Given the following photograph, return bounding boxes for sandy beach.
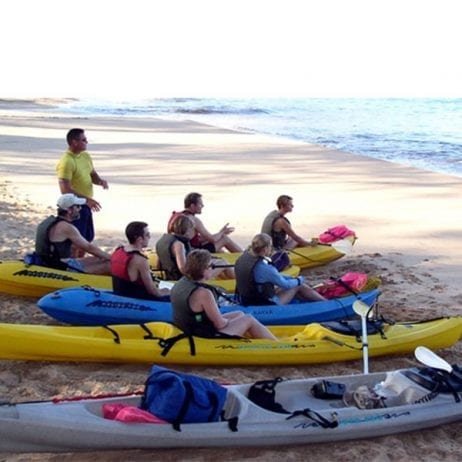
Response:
[1,99,462,461]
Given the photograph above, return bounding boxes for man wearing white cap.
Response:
[34,194,111,274]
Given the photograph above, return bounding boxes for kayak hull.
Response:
[149,237,354,271]
[0,317,460,365]
[0,260,299,297]
[1,364,462,452]
[37,287,381,326]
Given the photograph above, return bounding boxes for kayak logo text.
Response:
[13,269,79,282]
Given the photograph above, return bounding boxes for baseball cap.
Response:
[57,193,86,209]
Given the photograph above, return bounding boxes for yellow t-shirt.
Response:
[56,150,94,198]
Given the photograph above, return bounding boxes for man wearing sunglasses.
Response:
[56,128,108,257]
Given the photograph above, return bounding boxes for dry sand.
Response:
[1,99,462,461]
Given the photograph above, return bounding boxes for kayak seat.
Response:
[153,323,176,339]
[321,319,385,337]
[403,367,462,394]
[247,378,290,414]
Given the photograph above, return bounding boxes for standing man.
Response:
[56,128,108,256]
[261,195,318,250]
[167,192,242,253]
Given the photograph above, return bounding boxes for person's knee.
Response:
[243,314,256,327]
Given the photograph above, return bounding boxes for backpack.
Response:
[140,365,228,431]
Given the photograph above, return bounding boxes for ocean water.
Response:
[59,98,462,177]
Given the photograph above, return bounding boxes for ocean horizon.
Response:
[58,98,462,178]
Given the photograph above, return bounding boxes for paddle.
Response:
[414,346,453,373]
[353,300,371,374]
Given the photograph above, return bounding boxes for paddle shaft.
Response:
[360,315,369,374]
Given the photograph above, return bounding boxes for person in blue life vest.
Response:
[261,195,318,250]
[171,249,277,340]
[111,221,170,300]
[35,193,111,274]
[235,233,326,306]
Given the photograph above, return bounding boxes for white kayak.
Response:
[1,347,462,452]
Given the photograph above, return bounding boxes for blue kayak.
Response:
[37,286,381,326]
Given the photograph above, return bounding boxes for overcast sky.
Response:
[2,0,461,98]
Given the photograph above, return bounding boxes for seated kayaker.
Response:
[156,214,235,280]
[261,195,318,250]
[235,233,326,306]
[171,249,276,340]
[111,221,170,300]
[34,193,111,274]
[167,192,242,253]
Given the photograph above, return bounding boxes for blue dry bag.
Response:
[140,365,228,431]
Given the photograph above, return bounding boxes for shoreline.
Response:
[1,101,462,293]
[3,96,461,180]
[1,100,462,460]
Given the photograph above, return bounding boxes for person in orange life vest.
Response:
[167,192,242,253]
[111,221,170,300]
[261,195,318,250]
[35,194,111,274]
[56,128,109,257]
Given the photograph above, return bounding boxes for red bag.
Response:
[103,403,167,424]
[316,272,368,299]
[318,225,356,244]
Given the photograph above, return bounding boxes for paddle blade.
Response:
[353,300,370,317]
[331,239,353,255]
[415,346,453,373]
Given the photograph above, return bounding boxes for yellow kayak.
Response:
[0,260,299,298]
[0,316,460,365]
[148,237,354,270]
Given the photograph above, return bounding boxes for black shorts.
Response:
[192,241,216,253]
